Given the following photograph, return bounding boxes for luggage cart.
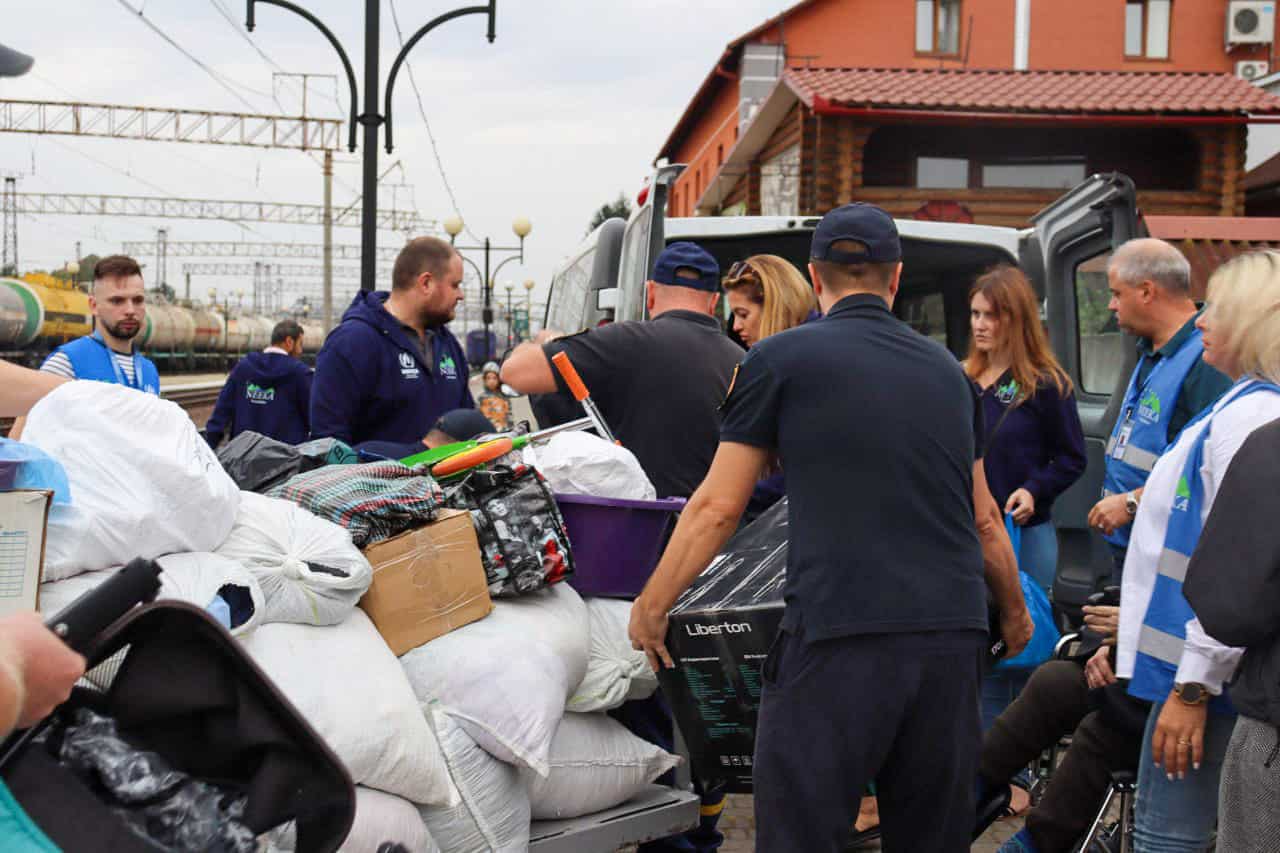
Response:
[530,784,699,852]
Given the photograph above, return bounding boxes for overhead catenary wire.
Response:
[206,0,341,113]
[388,0,479,243]
[114,0,274,111]
[44,139,265,237]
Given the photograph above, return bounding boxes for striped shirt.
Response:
[41,349,138,384]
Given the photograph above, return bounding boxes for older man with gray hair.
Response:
[1087,238,1232,580]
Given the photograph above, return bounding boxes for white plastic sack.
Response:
[400,584,589,776]
[528,431,656,500]
[157,552,265,635]
[37,552,264,637]
[261,787,439,853]
[216,491,371,626]
[569,598,659,713]
[420,710,530,853]
[342,788,439,853]
[241,609,457,807]
[23,382,239,580]
[521,713,681,820]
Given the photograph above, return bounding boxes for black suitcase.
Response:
[0,559,356,852]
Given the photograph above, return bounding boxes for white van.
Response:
[545,166,1144,624]
[535,167,1145,850]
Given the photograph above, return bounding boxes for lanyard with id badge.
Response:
[1112,353,1166,463]
[91,331,145,391]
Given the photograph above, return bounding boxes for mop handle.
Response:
[550,352,617,444]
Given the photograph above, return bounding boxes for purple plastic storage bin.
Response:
[555,493,687,598]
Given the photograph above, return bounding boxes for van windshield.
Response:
[617,207,653,322]
[689,231,1015,358]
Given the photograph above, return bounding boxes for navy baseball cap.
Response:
[651,241,720,292]
[811,203,902,264]
[433,408,496,441]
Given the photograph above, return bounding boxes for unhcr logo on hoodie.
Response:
[399,351,420,380]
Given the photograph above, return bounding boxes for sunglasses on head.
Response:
[725,260,756,282]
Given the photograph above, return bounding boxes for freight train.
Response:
[0,273,325,369]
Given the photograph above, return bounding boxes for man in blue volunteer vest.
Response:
[310,236,473,458]
[1086,239,1230,581]
[203,319,313,447]
[39,255,160,395]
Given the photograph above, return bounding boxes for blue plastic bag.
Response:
[0,437,72,505]
[996,515,1060,672]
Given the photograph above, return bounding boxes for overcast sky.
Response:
[1,0,791,319]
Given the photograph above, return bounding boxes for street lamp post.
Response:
[247,0,497,293]
[443,216,531,362]
[523,278,535,339]
[504,282,515,350]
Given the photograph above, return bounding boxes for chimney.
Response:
[1014,0,1031,71]
[739,43,786,134]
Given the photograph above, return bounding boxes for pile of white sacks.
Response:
[23,382,674,852]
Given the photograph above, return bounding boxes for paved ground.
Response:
[712,794,1019,852]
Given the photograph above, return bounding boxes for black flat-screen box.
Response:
[660,499,788,794]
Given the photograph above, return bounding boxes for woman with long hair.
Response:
[967,266,1088,819]
[966,265,1087,595]
[722,255,818,522]
[722,254,817,349]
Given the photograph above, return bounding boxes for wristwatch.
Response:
[1173,682,1211,705]
[1125,491,1140,516]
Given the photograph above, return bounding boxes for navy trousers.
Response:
[753,630,985,853]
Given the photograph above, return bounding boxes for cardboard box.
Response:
[359,508,493,656]
[659,498,789,794]
[0,490,53,617]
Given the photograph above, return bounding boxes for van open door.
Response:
[610,163,686,322]
[1020,173,1139,625]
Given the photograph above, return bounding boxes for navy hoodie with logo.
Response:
[310,291,473,456]
[204,350,313,447]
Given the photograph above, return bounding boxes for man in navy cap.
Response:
[502,240,743,500]
[629,204,1031,852]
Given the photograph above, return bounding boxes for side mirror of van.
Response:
[596,288,618,312]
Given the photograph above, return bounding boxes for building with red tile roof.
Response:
[661,0,1280,225]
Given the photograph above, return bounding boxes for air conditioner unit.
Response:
[1237,60,1271,80]
[1227,1,1276,45]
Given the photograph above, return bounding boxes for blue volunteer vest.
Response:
[55,332,160,395]
[1128,379,1280,710]
[1102,329,1205,547]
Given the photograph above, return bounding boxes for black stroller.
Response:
[0,559,356,852]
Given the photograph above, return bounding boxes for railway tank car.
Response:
[1,273,327,369]
[0,275,93,350]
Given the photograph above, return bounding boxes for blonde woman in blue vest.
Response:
[1083,251,1280,852]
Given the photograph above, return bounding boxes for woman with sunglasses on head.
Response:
[722,255,818,350]
[722,255,818,522]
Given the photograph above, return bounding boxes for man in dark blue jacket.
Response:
[204,319,313,447]
[310,236,473,458]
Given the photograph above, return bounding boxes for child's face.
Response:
[484,372,500,391]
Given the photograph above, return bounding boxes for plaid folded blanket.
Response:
[267,461,444,546]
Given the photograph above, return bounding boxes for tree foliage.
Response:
[587,192,632,235]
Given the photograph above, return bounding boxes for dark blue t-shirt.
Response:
[720,292,987,641]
